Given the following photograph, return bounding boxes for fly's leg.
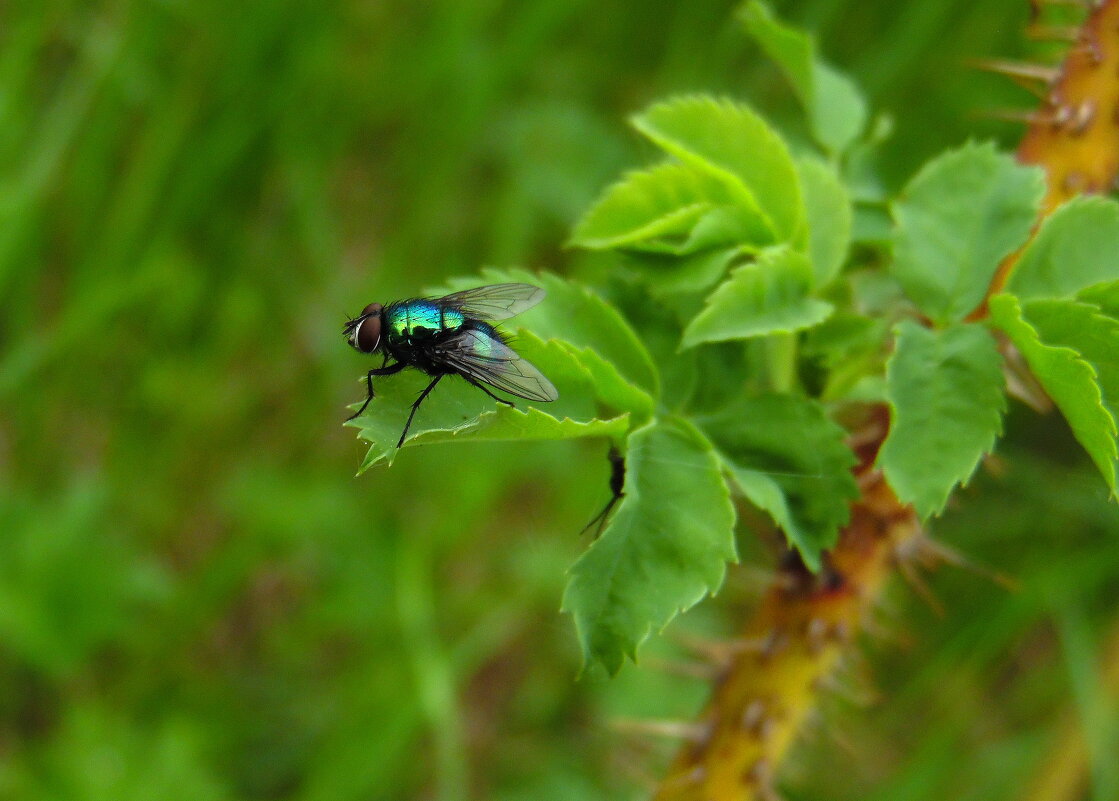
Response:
[579,446,626,539]
[463,377,515,408]
[347,358,405,421]
[397,374,443,448]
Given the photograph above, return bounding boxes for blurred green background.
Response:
[1,1,1116,799]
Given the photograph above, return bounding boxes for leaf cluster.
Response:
[350,2,1119,675]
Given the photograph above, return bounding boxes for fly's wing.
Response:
[436,283,545,321]
[433,328,558,403]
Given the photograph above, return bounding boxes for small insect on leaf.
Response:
[342,283,558,449]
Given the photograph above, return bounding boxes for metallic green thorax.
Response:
[384,300,465,345]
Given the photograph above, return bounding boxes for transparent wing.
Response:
[436,283,545,321]
[433,328,558,403]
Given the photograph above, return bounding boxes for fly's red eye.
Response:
[354,308,382,353]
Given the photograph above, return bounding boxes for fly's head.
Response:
[344,302,384,354]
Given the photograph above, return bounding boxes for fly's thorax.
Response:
[384,300,466,344]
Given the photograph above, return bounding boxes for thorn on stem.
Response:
[970,58,1060,86]
[611,717,712,744]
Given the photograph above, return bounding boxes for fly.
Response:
[343,283,559,448]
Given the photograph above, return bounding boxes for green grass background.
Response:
[0,1,1116,799]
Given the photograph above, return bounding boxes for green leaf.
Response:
[851,203,893,245]
[627,248,740,298]
[803,312,890,402]
[739,0,867,154]
[349,332,635,470]
[570,161,772,252]
[562,418,737,675]
[1016,297,1119,446]
[632,96,803,241]
[435,268,661,401]
[797,157,852,285]
[1078,280,1119,318]
[563,341,654,423]
[358,408,630,472]
[803,312,885,364]
[569,163,709,250]
[685,340,757,413]
[681,247,833,347]
[1006,196,1119,300]
[811,63,868,155]
[878,320,1006,518]
[700,393,859,570]
[989,294,1118,492]
[679,206,773,254]
[891,142,1045,324]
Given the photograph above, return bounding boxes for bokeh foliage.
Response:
[0,1,1115,800]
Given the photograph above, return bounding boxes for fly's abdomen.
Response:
[385,300,466,345]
